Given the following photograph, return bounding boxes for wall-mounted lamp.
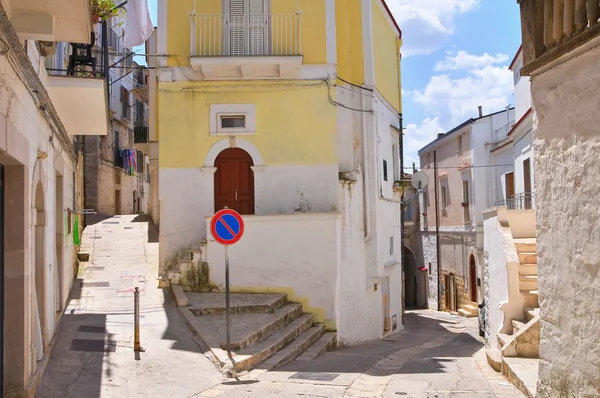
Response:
[37,151,48,159]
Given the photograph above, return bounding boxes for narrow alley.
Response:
[36,215,524,398]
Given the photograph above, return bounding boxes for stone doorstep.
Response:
[296,332,337,361]
[226,303,304,351]
[457,309,477,318]
[233,313,316,372]
[188,294,288,316]
[501,357,539,398]
[260,324,325,369]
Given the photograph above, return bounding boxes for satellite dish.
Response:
[411,171,428,191]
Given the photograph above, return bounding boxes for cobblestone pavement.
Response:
[36,214,523,398]
[195,311,525,398]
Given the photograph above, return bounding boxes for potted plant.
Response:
[91,0,124,24]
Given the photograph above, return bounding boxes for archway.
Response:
[34,180,48,355]
[469,254,477,302]
[404,247,418,309]
[214,148,255,214]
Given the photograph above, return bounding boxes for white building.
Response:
[417,106,516,313]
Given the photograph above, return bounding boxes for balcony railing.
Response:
[43,36,105,78]
[494,192,536,210]
[190,13,302,57]
[134,125,149,143]
[519,0,600,74]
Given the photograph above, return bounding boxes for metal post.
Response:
[225,245,231,360]
[434,150,442,312]
[134,287,144,352]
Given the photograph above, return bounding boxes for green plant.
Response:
[90,0,125,22]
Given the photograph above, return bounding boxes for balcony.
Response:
[43,37,109,136]
[189,13,303,80]
[134,125,149,143]
[494,192,536,210]
[518,0,600,75]
[5,0,93,43]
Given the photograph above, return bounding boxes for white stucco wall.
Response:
[511,51,532,121]
[1,40,78,382]
[206,212,340,329]
[513,126,535,199]
[530,41,600,397]
[490,147,515,206]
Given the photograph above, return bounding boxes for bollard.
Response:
[134,287,145,352]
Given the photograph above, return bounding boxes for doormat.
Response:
[69,339,116,353]
[81,282,110,288]
[289,372,339,382]
[78,325,106,334]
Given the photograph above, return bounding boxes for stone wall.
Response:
[418,232,438,309]
[530,42,600,397]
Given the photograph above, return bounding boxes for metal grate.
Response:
[81,282,110,288]
[289,372,339,382]
[77,325,106,333]
[69,339,116,353]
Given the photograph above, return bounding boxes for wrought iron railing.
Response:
[190,13,302,56]
[495,192,535,210]
[134,125,149,143]
[43,38,105,78]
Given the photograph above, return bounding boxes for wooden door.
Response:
[505,172,515,202]
[214,148,255,214]
[523,158,532,209]
[469,256,477,303]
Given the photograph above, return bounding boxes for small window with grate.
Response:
[220,115,246,130]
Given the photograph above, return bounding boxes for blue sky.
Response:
[386,0,523,166]
[134,0,522,166]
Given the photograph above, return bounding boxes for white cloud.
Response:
[404,51,514,166]
[386,0,481,56]
[434,51,510,71]
[404,118,445,166]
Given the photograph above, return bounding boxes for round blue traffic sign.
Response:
[210,209,245,245]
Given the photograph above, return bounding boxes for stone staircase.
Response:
[458,300,479,318]
[174,289,337,373]
[487,238,540,397]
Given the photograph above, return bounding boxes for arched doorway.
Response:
[469,254,477,302]
[34,181,48,355]
[404,247,418,309]
[214,148,255,214]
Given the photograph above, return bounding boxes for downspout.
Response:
[397,38,405,323]
[362,86,371,242]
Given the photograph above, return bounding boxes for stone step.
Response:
[514,239,536,253]
[518,252,537,264]
[521,290,539,308]
[296,332,337,362]
[498,333,511,348]
[189,293,288,316]
[233,313,315,372]
[525,308,540,322]
[458,308,477,318]
[463,304,478,312]
[519,263,538,276]
[262,325,325,369]
[485,348,502,372]
[512,319,526,333]
[519,275,538,290]
[227,304,303,351]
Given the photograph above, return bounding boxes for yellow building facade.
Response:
[157,0,403,344]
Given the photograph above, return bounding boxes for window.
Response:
[383,159,388,182]
[226,0,269,55]
[463,180,470,223]
[392,144,399,180]
[513,62,522,85]
[423,191,428,209]
[458,135,463,151]
[404,200,413,221]
[441,186,447,210]
[220,115,246,129]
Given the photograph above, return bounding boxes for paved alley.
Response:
[37,215,523,398]
[36,215,224,398]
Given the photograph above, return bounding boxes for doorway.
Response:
[133,190,138,214]
[469,255,477,303]
[523,158,532,209]
[445,273,458,311]
[381,277,391,333]
[214,148,255,214]
[34,181,48,353]
[404,247,418,309]
[55,174,63,315]
[115,189,121,214]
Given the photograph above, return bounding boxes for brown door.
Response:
[214,148,255,214]
[505,172,515,202]
[469,256,477,303]
[523,158,532,209]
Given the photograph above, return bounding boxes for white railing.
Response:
[190,13,302,57]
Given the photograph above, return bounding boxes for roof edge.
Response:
[509,44,523,70]
[380,0,402,38]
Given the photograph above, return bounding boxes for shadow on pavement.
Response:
[131,214,159,243]
[274,311,483,377]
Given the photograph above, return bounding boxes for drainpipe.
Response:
[362,86,371,243]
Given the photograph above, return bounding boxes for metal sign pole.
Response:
[225,245,231,361]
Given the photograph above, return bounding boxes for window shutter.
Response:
[228,0,246,55]
[248,0,265,55]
